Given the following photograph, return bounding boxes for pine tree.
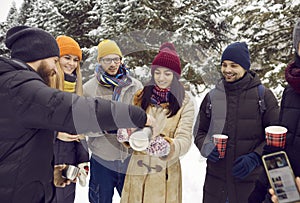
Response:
[6,1,19,26]
[18,0,38,25]
[50,0,100,47]
[227,0,300,97]
[0,2,19,57]
[0,22,10,56]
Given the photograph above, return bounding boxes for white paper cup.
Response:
[129,130,150,151]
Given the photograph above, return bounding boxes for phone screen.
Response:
[263,151,300,203]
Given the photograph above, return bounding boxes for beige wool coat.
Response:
[120,90,195,203]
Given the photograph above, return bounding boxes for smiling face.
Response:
[153,67,174,89]
[99,54,121,76]
[59,54,79,75]
[221,60,246,82]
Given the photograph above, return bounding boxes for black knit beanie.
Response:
[5,25,59,62]
[221,42,251,70]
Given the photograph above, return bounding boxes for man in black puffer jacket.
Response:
[194,42,279,203]
[0,26,153,203]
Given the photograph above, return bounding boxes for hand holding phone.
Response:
[269,177,300,203]
[262,151,300,203]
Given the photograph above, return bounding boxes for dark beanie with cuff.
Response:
[5,25,59,62]
[221,42,251,70]
[152,42,181,77]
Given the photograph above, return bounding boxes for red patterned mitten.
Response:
[146,136,171,157]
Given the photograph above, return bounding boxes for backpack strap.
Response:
[258,84,266,115]
[205,89,214,118]
[205,98,212,118]
[206,85,266,118]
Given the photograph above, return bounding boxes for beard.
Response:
[36,61,59,88]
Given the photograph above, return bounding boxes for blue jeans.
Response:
[88,155,130,203]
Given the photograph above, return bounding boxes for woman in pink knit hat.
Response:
[119,42,195,203]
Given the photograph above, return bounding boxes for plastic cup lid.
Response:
[129,131,149,151]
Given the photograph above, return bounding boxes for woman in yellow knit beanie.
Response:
[52,35,89,203]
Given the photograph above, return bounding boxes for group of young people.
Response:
[1,19,300,203]
[54,37,195,203]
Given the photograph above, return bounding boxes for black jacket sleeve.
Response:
[9,71,147,134]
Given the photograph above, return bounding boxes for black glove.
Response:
[202,142,220,163]
[207,147,220,162]
[263,145,283,155]
[232,152,261,179]
[248,171,270,203]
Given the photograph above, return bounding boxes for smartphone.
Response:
[262,151,300,203]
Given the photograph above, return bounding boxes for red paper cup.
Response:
[212,134,228,158]
[265,126,287,148]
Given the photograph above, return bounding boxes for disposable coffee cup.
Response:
[265,126,287,148]
[129,127,152,151]
[212,134,228,158]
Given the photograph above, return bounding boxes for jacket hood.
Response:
[0,57,32,76]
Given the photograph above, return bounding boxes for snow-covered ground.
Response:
[74,144,206,203]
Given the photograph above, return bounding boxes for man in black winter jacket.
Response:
[0,26,154,203]
[194,42,279,203]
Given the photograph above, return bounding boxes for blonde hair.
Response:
[55,61,83,96]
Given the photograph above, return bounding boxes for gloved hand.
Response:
[77,162,89,187]
[117,128,130,142]
[248,171,270,203]
[146,136,171,157]
[263,145,282,155]
[232,152,261,179]
[202,142,220,162]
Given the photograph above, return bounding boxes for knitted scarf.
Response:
[95,64,132,101]
[64,73,77,93]
[285,61,300,94]
[150,85,170,105]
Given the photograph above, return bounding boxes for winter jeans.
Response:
[88,154,130,203]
